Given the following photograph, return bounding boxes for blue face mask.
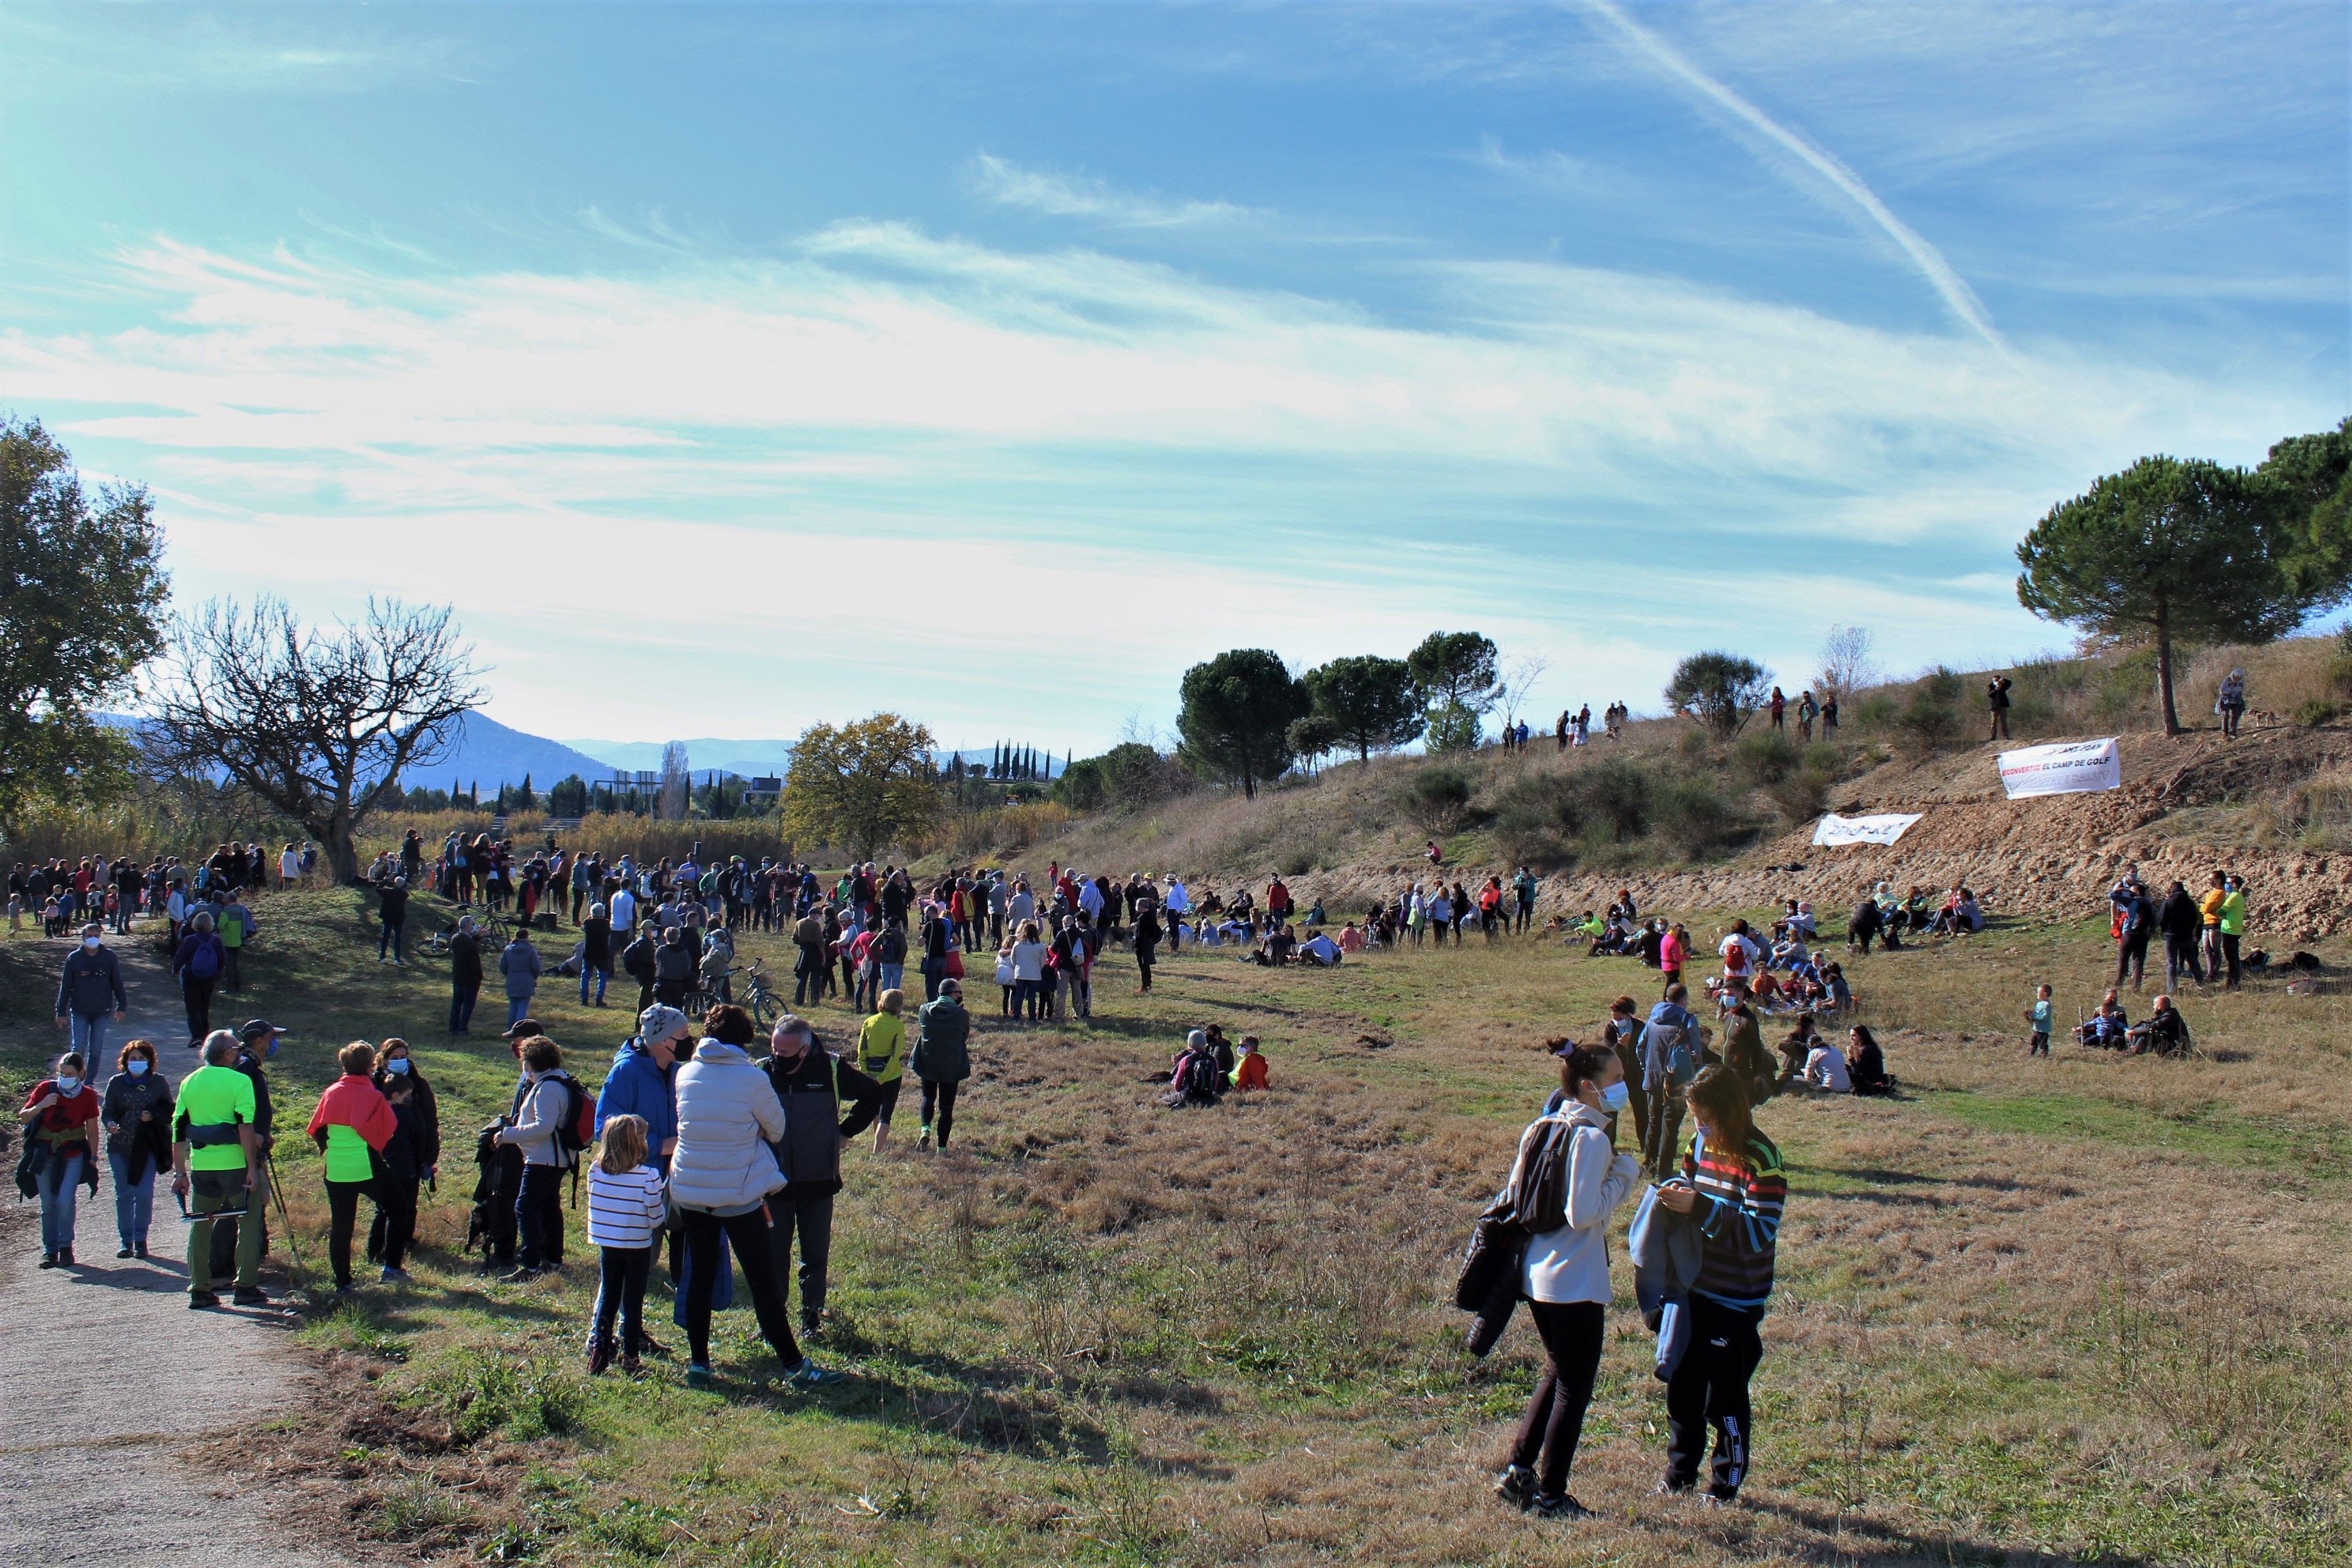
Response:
[125,1060,150,1077]
[54,1077,82,1095]
[383,1058,410,1075]
[1599,1080,1631,1113]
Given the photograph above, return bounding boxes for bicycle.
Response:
[685,961,780,1030]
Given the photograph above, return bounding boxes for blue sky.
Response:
[2,2,2344,755]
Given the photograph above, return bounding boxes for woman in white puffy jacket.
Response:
[1494,1043,1642,1521]
[668,1004,837,1388]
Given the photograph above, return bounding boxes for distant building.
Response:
[745,776,783,804]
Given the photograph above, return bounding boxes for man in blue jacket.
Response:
[598,1004,686,1161]
[54,922,129,1060]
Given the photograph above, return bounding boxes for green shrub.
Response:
[1894,666,1968,755]
[399,1348,585,1445]
[1652,774,1742,857]
[1423,702,1482,754]
[2294,698,2338,728]
[1580,756,1653,840]
[1492,772,1586,868]
[1394,764,1475,835]
[1730,729,1801,787]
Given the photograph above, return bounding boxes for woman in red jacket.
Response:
[20,1051,101,1267]
[306,1043,397,1294]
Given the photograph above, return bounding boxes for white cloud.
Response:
[969,153,1261,228]
[1,225,2330,738]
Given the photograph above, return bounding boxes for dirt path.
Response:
[0,934,355,1567]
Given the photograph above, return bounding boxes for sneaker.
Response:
[685,1362,717,1388]
[785,1360,843,1386]
[380,1266,411,1284]
[1701,1490,1741,1509]
[586,1336,615,1375]
[1654,1480,1695,1499]
[1529,1494,1596,1521]
[1492,1465,1536,1511]
[232,1286,272,1307]
[188,1290,221,1309]
[917,1127,933,1151]
[117,1246,135,1259]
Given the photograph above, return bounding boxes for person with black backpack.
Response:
[493,1034,586,1281]
[1162,1030,1226,1107]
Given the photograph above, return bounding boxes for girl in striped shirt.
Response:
[1652,1065,1786,1504]
[585,1114,668,1375]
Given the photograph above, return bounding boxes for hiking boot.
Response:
[232,1286,272,1306]
[785,1360,842,1386]
[685,1362,717,1388]
[1492,1465,1536,1511]
[1529,1494,1596,1521]
[189,1290,221,1309]
[58,1247,72,1267]
[586,1335,615,1375]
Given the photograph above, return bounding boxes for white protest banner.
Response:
[1810,812,1923,848]
[1997,737,2122,800]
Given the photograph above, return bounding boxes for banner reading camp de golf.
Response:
[1997,737,2123,800]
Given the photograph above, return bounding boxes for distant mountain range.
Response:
[109,710,1059,791]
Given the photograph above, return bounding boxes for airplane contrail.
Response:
[1575,0,2005,350]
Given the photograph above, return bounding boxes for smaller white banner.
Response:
[1811,812,1923,847]
[1997,736,2122,800]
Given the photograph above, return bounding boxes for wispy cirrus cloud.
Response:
[969,152,1262,228]
[1573,0,2004,349]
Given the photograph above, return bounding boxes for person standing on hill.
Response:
[1134,902,1162,993]
[2217,873,2246,990]
[377,877,409,966]
[173,1032,265,1307]
[2113,877,2155,992]
[55,922,127,1064]
[1650,1064,1786,1505]
[368,1040,436,1281]
[449,915,484,1034]
[912,980,973,1150]
[1796,691,1818,742]
[1987,674,2014,741]
[500,929,544,1029]
[2159,880,2205,990]
[2215,670,2247,738]
[760,1013,883,1339]
[101,1039,173,1259]
[1767,687,1786,732]
[306,1042,397,1295]
[172,912,227,1049]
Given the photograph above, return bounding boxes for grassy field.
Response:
[3,888,2347,1567]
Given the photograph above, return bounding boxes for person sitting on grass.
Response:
[2125,994,2193,1057]
[1748,968,1788,1011]
[1822,962,1852,1013]
[1844,1025,1892,1095]
[2077,990,2129,1049]
[1336,921,1366,954]
[1298,928,1342,966]
[1163,1030,1227,1107]
[1802,1034,1853,1093]
[1230,1035,1269,1090]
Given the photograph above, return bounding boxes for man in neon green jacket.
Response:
[172,1032,264,1307]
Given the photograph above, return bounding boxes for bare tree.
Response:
[657,741,691,821]
[146,598,482,883]
[1497,652,1551,732]
[1817,624,1881,699]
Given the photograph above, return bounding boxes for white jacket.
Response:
[1520,1103,1642,1305]
[668,1039,787,1213]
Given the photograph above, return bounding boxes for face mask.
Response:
[383,1058,410,1075]
[82,936,99,950]
[125,1060,150,1077]
[1599,1080,1631,1113]
[55,1077,82,1094]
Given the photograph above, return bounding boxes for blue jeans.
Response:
[37,1151,84,1254]
[109,1149,158,1247]
[508,995,532,1028]
[451,984,478,1032]
[69,1010,109,1060]
[580,964,608,1004]
[878,962,904,997]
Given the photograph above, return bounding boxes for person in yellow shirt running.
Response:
[857,990,908,1154]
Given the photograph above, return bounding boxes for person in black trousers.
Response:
[1133,904,1161,993]
[368,1039,438,1280]
[448,917,483,1033]
[759,1015,882,1335]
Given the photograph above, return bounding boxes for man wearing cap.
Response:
[206,1018,285,1290]
[759,1015,884,1338]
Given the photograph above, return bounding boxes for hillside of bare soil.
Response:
[1022,721,2352,942]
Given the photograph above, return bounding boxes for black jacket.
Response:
[379,885,410,927]
[583,916,611,968]
[759,1047,884,1198]
[654,937,697,985]
[101,1069,175,1167]
[233,1050,276,1146]
[451,931,484,988]
[373,1066,441,1170]
[622,930,659,982]
[56,945,127,1017]
[2157,891,2202,945]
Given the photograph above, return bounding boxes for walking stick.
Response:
[263,1147,304,1270]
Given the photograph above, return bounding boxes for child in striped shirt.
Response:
[584,1114,668,1375]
